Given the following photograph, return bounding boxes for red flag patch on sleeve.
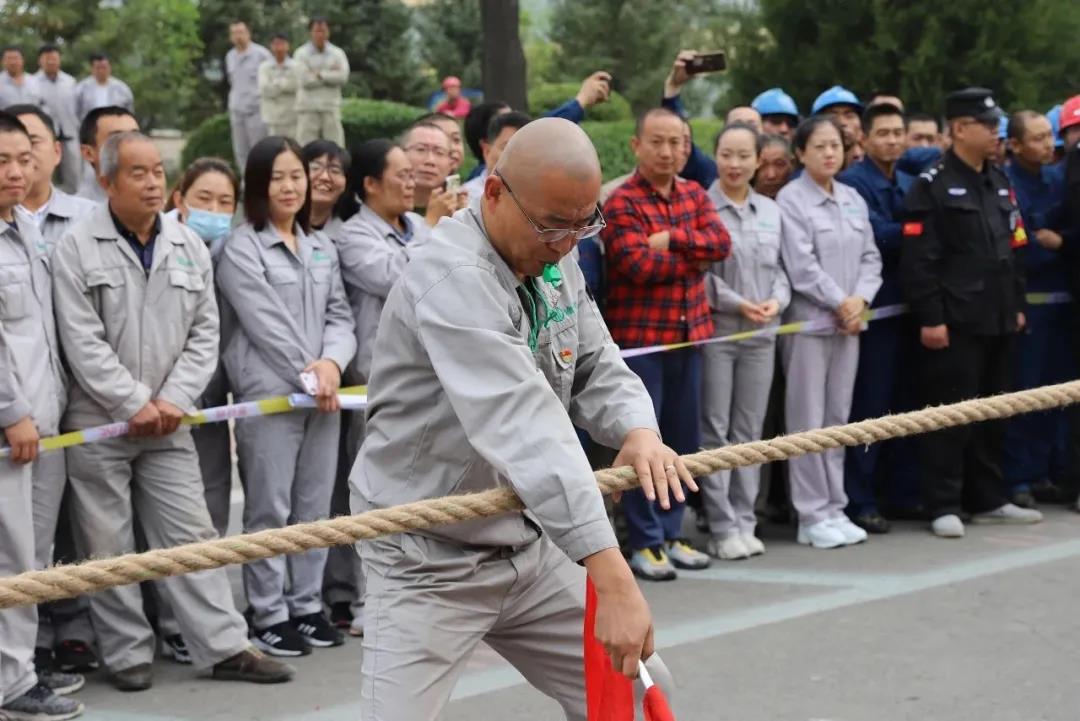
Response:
[902,222,924,237]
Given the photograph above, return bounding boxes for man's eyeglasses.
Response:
[494,170,606,245]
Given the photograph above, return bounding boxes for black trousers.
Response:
[918,330,1013,517]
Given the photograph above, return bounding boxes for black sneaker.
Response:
[853,511,891,534]
[291,613,344,648]
[160,634,192,665]
[253,622,312,657]
[329,602,353,630]
[54,641,98,673]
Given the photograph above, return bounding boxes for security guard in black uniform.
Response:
[900,87,1044,538]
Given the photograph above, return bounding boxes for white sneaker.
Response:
[931,514,965,538]
[706,533,750,560]
[796,520,846,549]
[971,503,1043,525]
[741,532,766,556]
[828,516,868,545]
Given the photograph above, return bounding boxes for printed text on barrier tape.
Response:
[618,291,1072,360]
[0,386,367,458]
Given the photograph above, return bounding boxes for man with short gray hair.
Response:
[52,132,294,691]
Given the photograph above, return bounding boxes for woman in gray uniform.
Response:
[700,123,790,560]
[778,116,882,549]
[216,137,356,656]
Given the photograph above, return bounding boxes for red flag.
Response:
[584,579,676,721]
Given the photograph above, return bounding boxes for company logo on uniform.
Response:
[312,250,330,262]
[175,256,194,267]
[998,189,1009,196]
[947,187,967,196]
[559,348,573,364]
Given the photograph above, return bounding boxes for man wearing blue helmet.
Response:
[812,85,865,166]
[751,88,799,142]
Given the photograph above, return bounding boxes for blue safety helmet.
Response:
[810,85,863,115]
[998,114,1009,140]
[751,88,800,119]
[1047,104,1064,148]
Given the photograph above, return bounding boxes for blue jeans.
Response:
[621,348,702,550]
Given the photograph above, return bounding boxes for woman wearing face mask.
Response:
[778,116,882,550]
[165,157,238,254]
[322,139,430,638]
[301,140,355,240]
[699,123,790,560]
[216,136,357,656]
[164,157,239,537]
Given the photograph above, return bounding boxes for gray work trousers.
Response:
[193,365,234,538]
[323,410,364,615]
[296,110,345,147]
[32,451,94,648]
[780,333,859,525]
[0,460,38,703]
[359,532,673,721]
[237,409,338,628]
[699,339,776,538]
[230,110,268,173]
[65,432,250,671]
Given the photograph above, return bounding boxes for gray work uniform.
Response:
[226,43,272,171]
[293,42,349,146]
[700,184,790,539]
[216,222,355,629]
[74,172,106,204]
[351,204,660,720]
[51,205,250,671]
[0,212,65,702]
[322,204,428,617]
[258,58,298,138]
[22,187,95,257]
[32,71,82,193]
[73,76,134,120]
[0,72,44,108]
[777,174,882,526]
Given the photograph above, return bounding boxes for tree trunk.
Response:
[480,0,527,110]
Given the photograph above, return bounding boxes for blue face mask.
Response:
[185,208,232,244]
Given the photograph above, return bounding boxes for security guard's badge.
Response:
[1008,188,1028,248]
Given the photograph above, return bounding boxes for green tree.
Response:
[729,0,1080,117]
[415,0,484,93]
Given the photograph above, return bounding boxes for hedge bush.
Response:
[181,97,427,170]
[181,99,723,183]
[529,82,632,122]
[582,118,725,181]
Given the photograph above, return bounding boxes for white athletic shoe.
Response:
[741,532,766,556]
[931,514,965,538]
[706,533,750,560]
[828,516,868,545]
[971,503,1043,525]
[797,520,846,549]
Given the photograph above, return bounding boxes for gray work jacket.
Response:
[215,222,356,401]
[293,42,349,111]
[52,205,219,428]
[226,43,273,115]
[351,205,659,561]
[257,58,298,128]
[0,211,66,435]
[777,173,882,334]
[22,187,96,257]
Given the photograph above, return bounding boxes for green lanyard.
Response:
[524,263,567,353]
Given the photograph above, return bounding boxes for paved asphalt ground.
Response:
[69,504,1080,721]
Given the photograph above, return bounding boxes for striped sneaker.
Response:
[253,622,311,657]
[291,613,344,649]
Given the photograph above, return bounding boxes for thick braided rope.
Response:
[1,378,1078,610]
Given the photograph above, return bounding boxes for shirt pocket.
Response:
[544,320,579,408]
[0,265,30,320]
[86,266,128,318]
[265,264,302,312]
[168,269,205,322]
[308,263,333,313]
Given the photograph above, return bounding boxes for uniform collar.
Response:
[109,206,161,246]
[707,182,760,213]
[794,171,836,206]
[358,202,412,245]
[945,148,992,181]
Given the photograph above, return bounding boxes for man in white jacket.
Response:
[293,17,349,146]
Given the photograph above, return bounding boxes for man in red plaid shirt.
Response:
[601,107,731,581]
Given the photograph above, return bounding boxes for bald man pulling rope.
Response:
[350,117,684,719]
